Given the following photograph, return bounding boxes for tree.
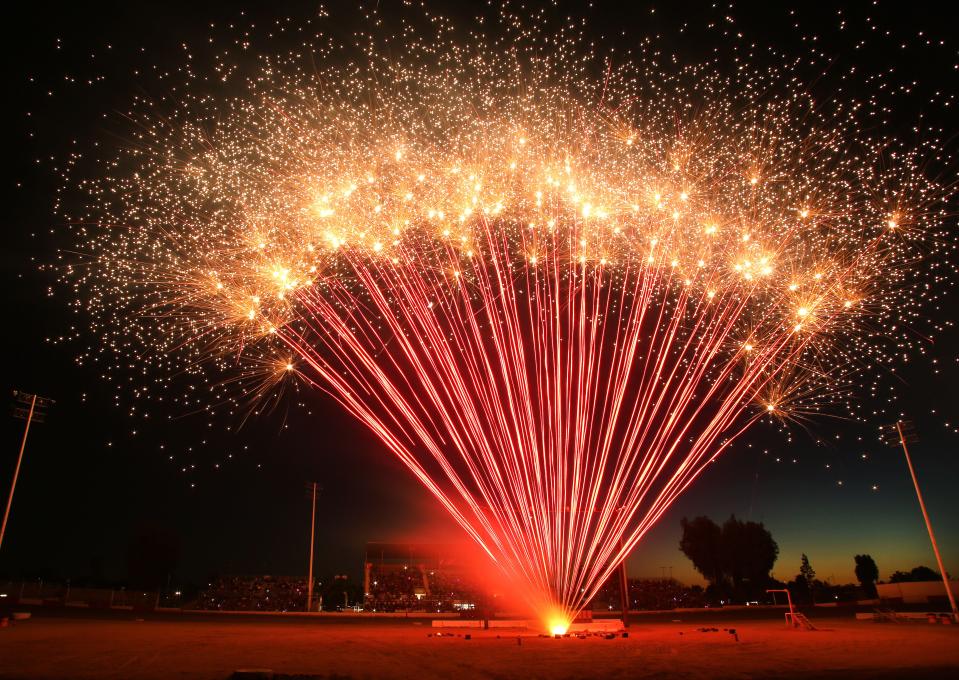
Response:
[720,515,779,596]
[798,554,816,604]
[679,516,723,586]
[854,554,879,597]
[799,554,816,585]
[679,515,779,602]
[889,565,940,583]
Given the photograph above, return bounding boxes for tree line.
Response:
[678,515,944,605]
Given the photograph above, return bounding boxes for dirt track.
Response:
[1,613,958,679]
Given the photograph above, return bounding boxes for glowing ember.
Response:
[57,7,954,626]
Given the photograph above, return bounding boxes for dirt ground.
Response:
[1,612,958,679]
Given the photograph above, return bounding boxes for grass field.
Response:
[1,609,957,679]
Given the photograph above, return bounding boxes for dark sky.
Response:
[2,1,958,590]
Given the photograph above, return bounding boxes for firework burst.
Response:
[58,6,955,629]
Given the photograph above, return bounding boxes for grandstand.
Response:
[364,542,483,613]
[195,575,310,612]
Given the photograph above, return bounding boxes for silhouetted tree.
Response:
[679,515,778,601]
[721,515,779,596]
[795,554,817,604]
[799,554,815,584]
[854,554,879,597]
[679,516,723,586]
[889,565,941,583]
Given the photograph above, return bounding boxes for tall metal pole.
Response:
[895,421,958,621]
[617,537,630,628]
[306,481,317,612]
[0,394,36,551]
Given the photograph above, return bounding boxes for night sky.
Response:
[3,1,958,592]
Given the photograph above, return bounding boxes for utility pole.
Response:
[2,391,54,551]
[882,421,957,621]
[306,482,319,612]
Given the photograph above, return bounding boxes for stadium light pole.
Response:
[883,421,957,621]
[618,537,630,628]
[306,481,320,612]
[2,390,54,551]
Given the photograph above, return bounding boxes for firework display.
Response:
[60,8,954,630]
